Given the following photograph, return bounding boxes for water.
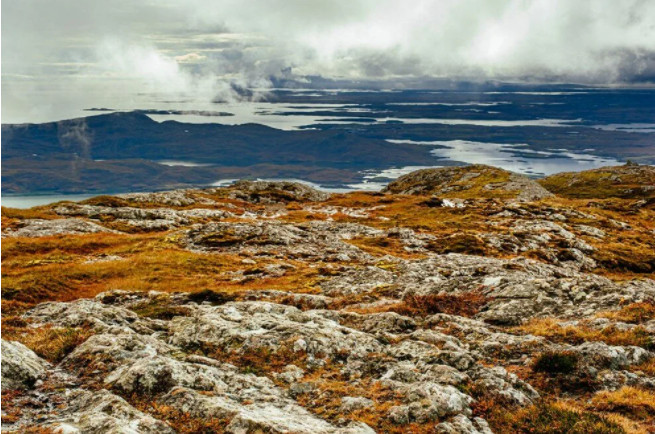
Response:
[387,140,621,176]
[3,87,652,195]
[157,160,213,167]
[1,194,97,209]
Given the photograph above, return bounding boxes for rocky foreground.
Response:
[2,165,655,433]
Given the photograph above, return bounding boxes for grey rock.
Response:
[2,218,119,238]
[1,340,48,390]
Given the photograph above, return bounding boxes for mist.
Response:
[3,0,655,122]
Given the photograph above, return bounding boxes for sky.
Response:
[2,0,655,122]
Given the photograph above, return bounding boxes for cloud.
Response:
[174,53,208,64]
[2,0,655,121]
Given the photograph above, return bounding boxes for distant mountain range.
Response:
[1,112,438,194]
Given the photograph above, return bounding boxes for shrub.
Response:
[391,291,490,317]
[187,289,236,305]
[533,351,579,375]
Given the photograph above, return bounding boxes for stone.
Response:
[1,340,48,390]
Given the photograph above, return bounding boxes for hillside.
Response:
[539,164,655,199]
[1,112,437,194]
[2,168,655,433]
[383,165,553,201]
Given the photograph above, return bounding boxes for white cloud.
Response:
[2,0,655,121]
[174,53,208,64]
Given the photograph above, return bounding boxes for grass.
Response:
[516,318,655,350]
[345,236,426,259]
[591,387,655,420]
[630,359,655,376]
[538,166,655,199]
[1,321,92,363]
[476,399,625,434]
[294,361,436,433]
[1,230,321,310]
[597,302,655,324]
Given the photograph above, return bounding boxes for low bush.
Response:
[533,351,579,375]
[391,291,490,317]
[187,289,236,305]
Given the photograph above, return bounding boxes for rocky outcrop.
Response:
[3,171,655,432]
[539,163,655,199]
[183,221,381,262]
[2,218,120,238]
[50,389,175,433]
[54,203,233,231]
[117,189,217,207]
[383,165,553,201]
[1,339,49,390]
[228,180,330,203]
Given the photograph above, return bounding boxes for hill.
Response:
[383,164,553,201]
[538,163,655,199]
[1,112,437,194]
[2,171,654,433]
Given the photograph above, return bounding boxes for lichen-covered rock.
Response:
[118,189,217,206]
[54,203,232,231]
[2,218,120,237]
[183,221,378,262]
[1,339,48,390]
[4,176,655,432]
[49,389,174,434]
[24,299,153,333]
[228,180,330,203]
[383,165,552,201]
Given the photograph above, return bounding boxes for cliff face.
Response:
[2,168,655,433]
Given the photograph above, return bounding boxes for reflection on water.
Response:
[387,140,621,176]
[145,102,582,130]
[591,124,655,133]
[321,117,581,127]
[157,160,212,167]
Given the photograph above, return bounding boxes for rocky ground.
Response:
[2,164,655,433]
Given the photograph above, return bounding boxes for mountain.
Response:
[2,167,654,433]
[1,112,438,194]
